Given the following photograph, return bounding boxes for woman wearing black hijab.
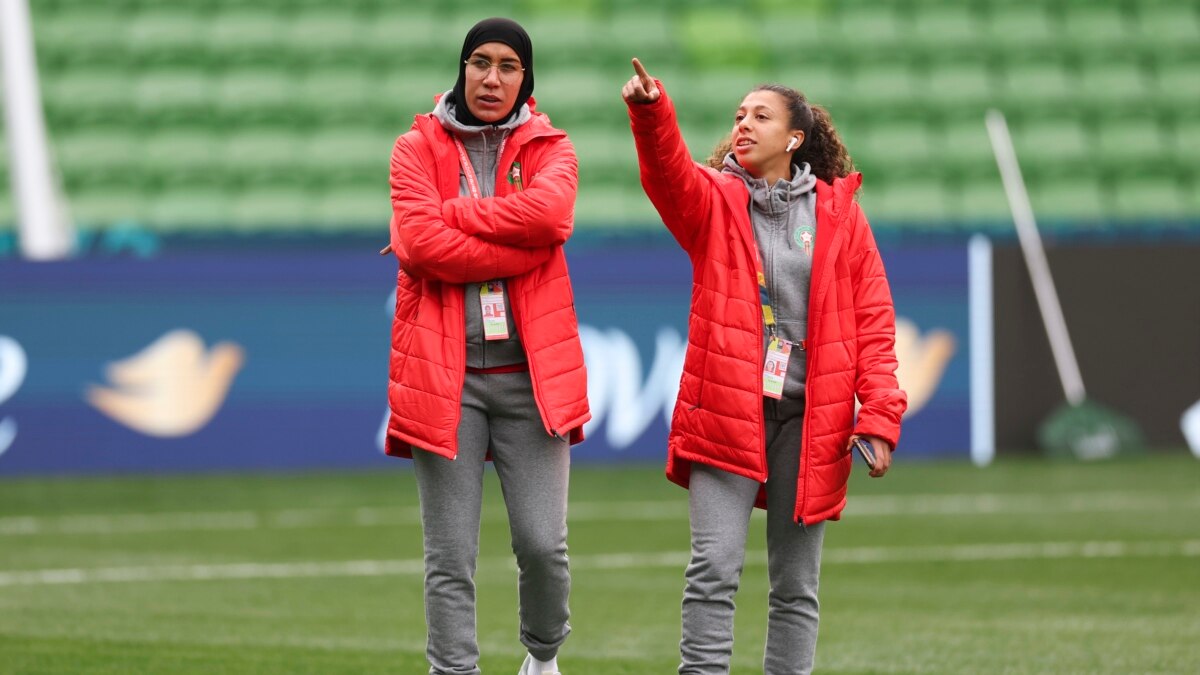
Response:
[384,17,587,675]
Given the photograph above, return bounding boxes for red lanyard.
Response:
[451,136,507,200]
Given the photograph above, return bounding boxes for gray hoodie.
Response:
[432,92,533,368]
[723,153,818,400]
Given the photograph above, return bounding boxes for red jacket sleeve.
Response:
[389,134,554,283]
[847,202,908,449]
[441,133,577,248]
[627,83,714,252]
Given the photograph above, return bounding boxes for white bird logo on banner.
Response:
[85,330,244,437]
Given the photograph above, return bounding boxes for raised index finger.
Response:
[631,58,654,90]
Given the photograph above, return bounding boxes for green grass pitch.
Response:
[1,455,1197,673]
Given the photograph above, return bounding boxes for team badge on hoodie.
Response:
[794,224,815,256]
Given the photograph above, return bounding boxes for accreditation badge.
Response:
[480,281,509,341]
[762,337,791,400]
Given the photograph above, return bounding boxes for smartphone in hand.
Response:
[852,437,877,470]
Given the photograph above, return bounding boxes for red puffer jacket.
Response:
[386,98,589,459]
[629,86,906,525]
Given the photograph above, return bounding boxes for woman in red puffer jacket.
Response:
[385,18,588,675]
[623,58,906,675]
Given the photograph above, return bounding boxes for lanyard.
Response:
[753,247,777,337]
[754,247,807,350]
[452,136,507,200]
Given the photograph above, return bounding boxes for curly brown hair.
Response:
[706,84,854,184]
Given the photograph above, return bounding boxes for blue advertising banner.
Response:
[0,239,971,475]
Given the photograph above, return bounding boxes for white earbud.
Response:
[786,137,799,152]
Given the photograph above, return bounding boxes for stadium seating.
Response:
[1,0,1195,233]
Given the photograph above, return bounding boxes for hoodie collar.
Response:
[432,90,532,137]
[721,153,817,208]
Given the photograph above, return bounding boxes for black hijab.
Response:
[450,17,535,127]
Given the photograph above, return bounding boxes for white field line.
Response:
[2,491,1198,537]
[1,539,1197,588]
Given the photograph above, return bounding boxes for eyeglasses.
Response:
[464,58,525,82]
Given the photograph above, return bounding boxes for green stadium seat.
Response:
[998,60,1076,113]
[1029,178,1106,220]
[1076,62,1151,109]
[956,178,1012,223]
[24,0,1200,231]
[676,123,730,165]
[54,129,144,183]
[521,14,603,65]
[34,11,129,66]
[676,70,763,125]
[983,5,1055,51]
[141,128,224,185]
[573,185,657,225]
[911,5,981,49]
[1095,118,1168,171]
[286,11,370,62]
[207,10,286,64]
[310,187,390,228]
[835,5,906,48]
[758,11,838,60]
[126,9,209,66]
[147,188,234,230]
[606,11,677,65]
[843,63,924,109]
[533,68,623,125]
[68,185,147,225]
[1154,61,1200,114]
[382,70,457,120]
[773,66,844,112]
[367,9,464,67]
[926,63,996,109]
[939,119,996,178]
[569,129,638,186]
[297,68,379,123]
[133,69,216,125]
[1113,178,1189,219]
[863,179,952,222]
[41,69,135,126]
[856,123,934,175]
[1061,6,1129,48]
[1014,119,1090,168]
[220,129,302,183]
[679,9,766,69]
[214,69,298,123]
[301,130,392,181]
[227,186,315,229]
[1174,120,1200,166]
[1136,4,1200,48]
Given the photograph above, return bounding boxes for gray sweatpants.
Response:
[412,370,571,675]
[680,397,826,675]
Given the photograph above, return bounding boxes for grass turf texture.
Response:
[1,455,1197,674]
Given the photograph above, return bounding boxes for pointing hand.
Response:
[622,57,661,104]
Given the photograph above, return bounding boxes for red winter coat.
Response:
[386,98,589,459]
[629,86,906,525]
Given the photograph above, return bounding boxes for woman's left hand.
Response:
[850,435,893,478]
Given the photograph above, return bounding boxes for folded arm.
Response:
[442,134,578,248]
[390,135,554,283]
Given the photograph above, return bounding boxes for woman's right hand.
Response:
[621,57,661,104]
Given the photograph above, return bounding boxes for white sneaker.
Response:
[518,653,561,675]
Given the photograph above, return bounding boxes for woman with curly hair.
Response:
[622,58,906,674]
